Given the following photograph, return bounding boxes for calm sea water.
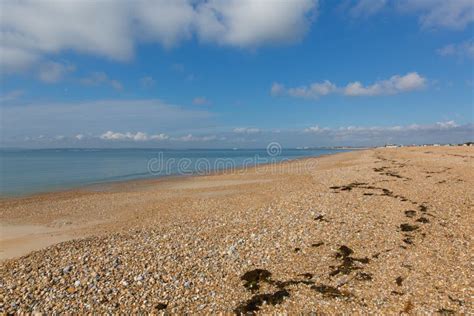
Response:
[0,148,348,196]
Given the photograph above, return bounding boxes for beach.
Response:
[1,146,473,313]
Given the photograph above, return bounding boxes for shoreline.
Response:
[1,146,473,313]
[0,149,353,201]
[0,150,356,261]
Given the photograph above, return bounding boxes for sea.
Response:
[0,148,349,197]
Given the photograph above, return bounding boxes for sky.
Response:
[0,0,473,148]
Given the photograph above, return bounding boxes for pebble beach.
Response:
[1,147,473,314]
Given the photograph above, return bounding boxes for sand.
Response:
[0,146,473,314]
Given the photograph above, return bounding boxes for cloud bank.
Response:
[1,99,215,140]
[346,0,474,30]
[396,0,474,30]
[437,39,474,59]
[0,0,318,73]
[5,120,472,148]
[272,72,426,99]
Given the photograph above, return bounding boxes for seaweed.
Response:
[241,269,272,292]
[400,224,419,232]
[419,204,428,212]
[314,215,329,222]
[416,217,430,223]
[330,245,370,276]
[396,276,403,286]
[330,182,368,192]
[234,290,290,315]
[356,272,373,281]
[155,303,167,310]
[437,308,455,315]
[274,279,314,289]
[404,210,417,218]
[336,245,354,258]
[311,284,348,298]
[298,273,313,279]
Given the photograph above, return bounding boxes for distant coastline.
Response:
[0,147,351,197]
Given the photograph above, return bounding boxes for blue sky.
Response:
[1,0,473,148]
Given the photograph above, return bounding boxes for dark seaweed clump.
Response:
[330,182,367,192]
[241,269,272,292]
[235,269,318,314]
[396,276,403,286]
[314,214,329,222]
[416,217,430,223]
[356,272,373,281]
[404,210,417,218]
[299,273,313,279]
[437,308,455,315]
[400,223,419,232]
[155,303,167,310]
[336,245,353,258]
[330,245,370,276]
[311,284,346,298]
[234,290,290,315]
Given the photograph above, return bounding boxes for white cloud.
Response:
[1,0,318,73]
[299,121,472,146]
[304,125,328,133]
[1,99,215,139]
[304,120,463,135]
[195,0,318,47]
[37,61,75,83]
[8,120,473,148]
[0,89,24,103]
[270,83,286,96]
[272,72,426,99]
[271,80,337,99]
[192,97,210,105]
[349,0,387,18]
[150,133,169,141]
[288,81,337,99]
[80,72,123,91]
[233,127,261,134]
[345,0,473,30]
[173,134,217,142]
[396,0,474,30]
[435,120,458,129]
[140,76,155,88]
[343,72,426,96]
[437,39,474,59]
[100,131,169,142]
